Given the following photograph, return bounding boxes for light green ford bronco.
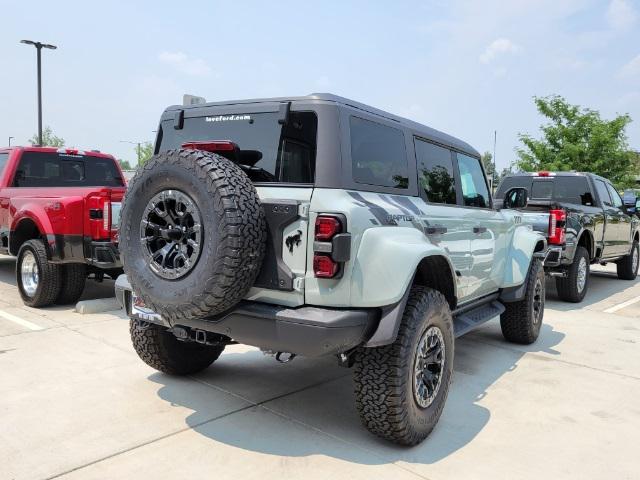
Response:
[116,94,547,446]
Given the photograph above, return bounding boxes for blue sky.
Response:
[1,0,639,170]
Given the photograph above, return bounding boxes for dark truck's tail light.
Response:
[549,209,566,245]
[87,191,112,240]
[313,214,350,279]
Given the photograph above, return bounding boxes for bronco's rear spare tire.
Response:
[119,149,267,322]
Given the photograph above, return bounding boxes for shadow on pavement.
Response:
[148,321,565,464]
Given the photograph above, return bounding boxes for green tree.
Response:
[136,142,154,166]
[481,151,495,178]
[516,95,635,189]
[481,151,497,191]
[118,159,133,170]
[29,126,65,147]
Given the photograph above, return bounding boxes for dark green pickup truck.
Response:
[496,171,640,302]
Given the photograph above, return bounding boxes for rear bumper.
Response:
[45,234,121,268]
[543,245,564,267]
[115,275,379,357]
[86,240,121,269]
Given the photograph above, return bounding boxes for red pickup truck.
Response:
[0,146,126,307]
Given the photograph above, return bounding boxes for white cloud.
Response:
[479,38,521,64]
[606,0,638,31]
[157,51,211,76]
[619,54,640,78]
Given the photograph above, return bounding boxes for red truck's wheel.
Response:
[119,149,267,322]
[16,239,62,308]
[56,264,87,305]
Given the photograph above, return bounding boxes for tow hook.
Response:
[275,352,296,363]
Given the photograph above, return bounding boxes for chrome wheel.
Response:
[532,277,543,325]
[20,251,39,297]
[633,245,639,274]
[140,190,203,280]
[413,326,445,408]
[576,256,588,293]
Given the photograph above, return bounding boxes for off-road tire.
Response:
[56,264,87,305]
[119,149,267,322]
[501,258,545,344]
[555,246,590,303]
[616,240,639,280]
[353,286,454,446]
[130,319,225,375]
[16,239,61,307]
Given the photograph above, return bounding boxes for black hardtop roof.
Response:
[163,93,480,157]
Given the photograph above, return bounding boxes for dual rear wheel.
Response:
[16,239,86,307]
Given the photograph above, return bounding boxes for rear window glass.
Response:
[350,116,408,189]
[531,181,553,199]
[12,152,124,187]
[496,176,594,206]
[159,111,317,184]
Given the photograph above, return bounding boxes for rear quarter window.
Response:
[350,116,408,188]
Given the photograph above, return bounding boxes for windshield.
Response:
[158,111,317,184]
[13,152,124,187]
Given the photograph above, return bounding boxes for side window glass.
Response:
[606,183,623,208]
[350,116,408,188]
[456,153,490,208]
[595,180,612,207]
[414,139,456,204]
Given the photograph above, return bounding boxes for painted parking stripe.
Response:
[0,309,44,331]
[603,297,640,314]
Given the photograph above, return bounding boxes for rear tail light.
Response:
[87,192,112,240]
[549,209,566,245]
[103,201,110,231]
[313,254,339,278]
[315,216,341,241]
[313,215,345,279]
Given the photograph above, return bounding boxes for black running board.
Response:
[453,300,505,338]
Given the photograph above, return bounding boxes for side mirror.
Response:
[503,187,528,209]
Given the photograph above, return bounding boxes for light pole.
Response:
[20,40,57,146]
[8,137,14,147]
[120,140,146,165]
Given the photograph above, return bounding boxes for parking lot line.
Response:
[603,296,640,313]
[0,309,44,331]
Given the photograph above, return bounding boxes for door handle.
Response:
[473,226,487,234]
[425,225,447,235]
